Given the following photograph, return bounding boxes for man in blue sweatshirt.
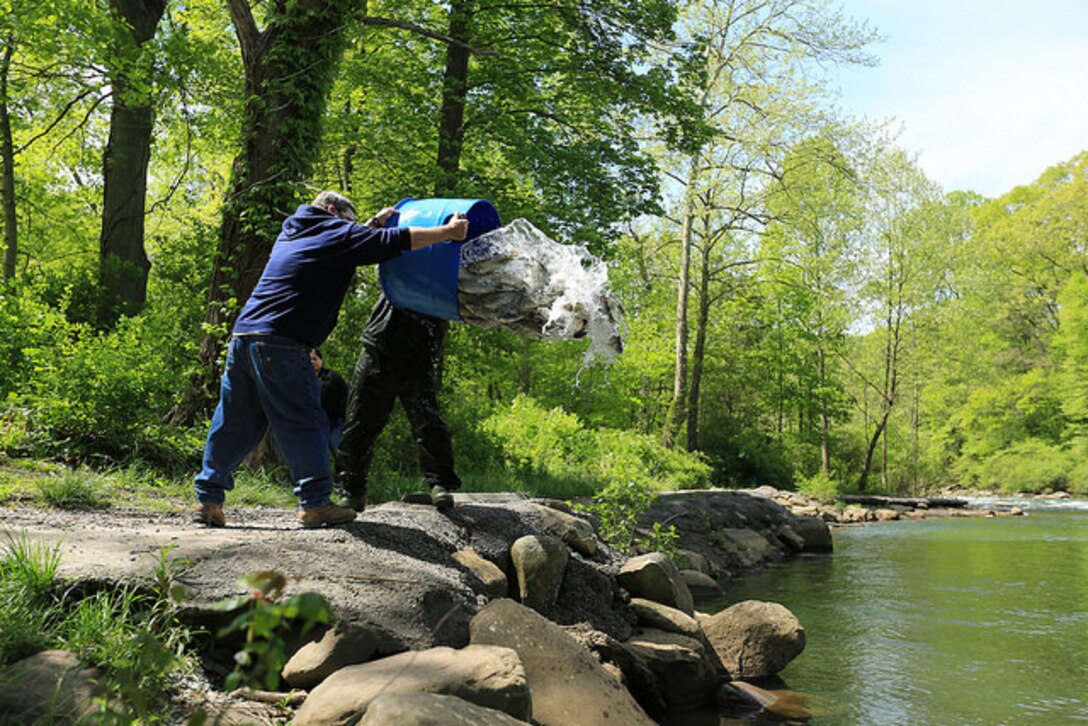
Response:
[193,191,468,528]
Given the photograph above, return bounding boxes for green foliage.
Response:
[972,439,1075,495]
[1,536,195,720]
[796,470,843,500]
[574,480,679,558]
[482,395,711,495]
[0,533,59,664]
[210,571,332,693]
[61,548,193,721]
[0,282,203,468]
[36,471,108,510]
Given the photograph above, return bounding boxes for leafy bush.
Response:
[974,438,1074,494]
[796,470,843,500]
[2,308,200,468]
[481,395,711,494]
[210,571,332,692]
[575,479,679,557]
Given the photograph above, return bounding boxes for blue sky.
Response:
[830,0,1088,197]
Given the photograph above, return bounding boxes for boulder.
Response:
[679,569,723,599]
[676,549,712,575]
[282,622,379,689]
[700,600,805,678]
[717,529,777,568]
[617,552,695,616]
[470,599,654,726]
[293,644,530,724]
[360,691,530,725]
[628,598,702,640]
[0,650,105,723]
[790,515,834,552]
[509,534,569,609]
[452,547,508,599]
[622,628,720,710]
[533,504,598,557]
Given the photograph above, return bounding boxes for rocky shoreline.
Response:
[4,484,1059,723]
[0,489,835,723]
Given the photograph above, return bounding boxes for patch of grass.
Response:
[229,467,299,508]
[36,471,108,510]
[0,533,61,664]
[1,538,197,720]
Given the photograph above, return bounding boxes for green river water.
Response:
[712,501,1088,724]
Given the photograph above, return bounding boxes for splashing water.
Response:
[457,218,625,363]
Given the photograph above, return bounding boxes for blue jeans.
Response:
[195,335,333,509]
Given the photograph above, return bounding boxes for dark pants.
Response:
[335,347,460,498]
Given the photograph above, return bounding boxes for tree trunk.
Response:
[1,41,16,282]
[435,0,471,196]
[663,157,698,449]
[686,235,712,452]
[172,0,357,424]
[97,0,166,324]
[817,343,831,475]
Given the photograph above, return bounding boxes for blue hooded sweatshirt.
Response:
[233,204,412,347]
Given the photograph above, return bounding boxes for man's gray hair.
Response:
[312,191,356,215]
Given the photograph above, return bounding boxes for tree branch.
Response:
[361,16,497,55]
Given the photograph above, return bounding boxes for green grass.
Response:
[0,455,602,514]
[0,535,197,720]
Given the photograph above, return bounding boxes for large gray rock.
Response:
[360,691,530,725]
[0,650,105,723]
[282,622,378,689]
[700,600,806,678]
[679,569,723,599]
[293,644,531,725]
[790,515,834,552]
[470,599,654,726]
[622,628,721,710]
[510,534,569,610]
[643,490,833,575]
[717,529,777,568]
[617,552,695,615]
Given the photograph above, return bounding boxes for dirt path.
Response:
[1,505,311,581]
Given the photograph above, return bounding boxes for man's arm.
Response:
[406,213,469,250]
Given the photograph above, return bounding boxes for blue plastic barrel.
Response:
[378,198,501,321]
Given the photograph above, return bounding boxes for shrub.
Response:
[36,471,108,510]
[574,479,679,557]
[796,470,843,500]
[481,395,711,495]
[210,571,332,692]
[975,439,1074,494]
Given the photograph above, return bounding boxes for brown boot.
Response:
[298,503,357,528]
[192,503,226,528]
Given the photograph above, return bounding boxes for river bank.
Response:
[0,489,831,723]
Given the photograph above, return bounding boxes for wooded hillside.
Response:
[2,0,1085,498]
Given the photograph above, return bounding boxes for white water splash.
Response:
[458,218,624,363]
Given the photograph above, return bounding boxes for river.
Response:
[712,499,1088,724]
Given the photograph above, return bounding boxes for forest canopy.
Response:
[1,0,1085,499]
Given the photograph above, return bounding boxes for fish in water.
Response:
[456,218,624,361]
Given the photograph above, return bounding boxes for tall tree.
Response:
[850,144,941,491]
[176,0,358,421]
[657,0,876,450]
[97,0,167,323]
[761,131,863,476]
[0,39,15,282]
